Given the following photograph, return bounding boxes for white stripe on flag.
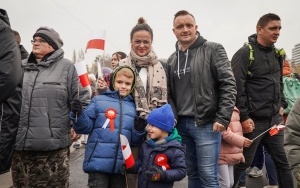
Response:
[74,60,87,76]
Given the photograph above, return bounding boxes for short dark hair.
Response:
[257,13,281,28]
[115,51,127,60]
[130,17,153,41]
[173,10,195,23]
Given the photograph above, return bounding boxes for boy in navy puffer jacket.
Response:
[126,104,186,188]
[70,66,146,188]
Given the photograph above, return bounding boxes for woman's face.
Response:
[131,30,152,57]
[111,54,119,69]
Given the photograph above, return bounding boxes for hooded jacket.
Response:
[15,49,90,151]
[231,34,286,123]
[71,66,146,174]
[132,128,186,188]
[167,32,236,127]
[0,9,22,174]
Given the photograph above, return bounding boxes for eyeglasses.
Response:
[31,39,47,44]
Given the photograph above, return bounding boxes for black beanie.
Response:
[33,26,63,50]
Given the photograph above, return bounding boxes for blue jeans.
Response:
[177,116,221,188]
[234,119,294,188]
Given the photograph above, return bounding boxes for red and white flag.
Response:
[120,134,135,168]
[269,124,285,136]
[85,30,106,52]
[74,60,90,87]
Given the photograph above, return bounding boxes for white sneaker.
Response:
[246,166,263,177]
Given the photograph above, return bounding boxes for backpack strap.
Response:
[244,42,254,77]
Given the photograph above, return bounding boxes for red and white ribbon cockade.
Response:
[155,153,170,171]
[120,134,135,169]
[74,60,90,87]
[102,108,117,132]
[85,30,106,52]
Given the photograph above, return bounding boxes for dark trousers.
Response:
[88,172,125,188]
[233,119,294,188]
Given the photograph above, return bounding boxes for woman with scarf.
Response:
[98,17,168,188]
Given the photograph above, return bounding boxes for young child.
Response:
[218,107,253,188]
[127,104,186,188]
[70,66,146,188]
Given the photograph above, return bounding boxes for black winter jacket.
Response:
[0,9,22,174]
[231,34,287,122]
[167,33,236,127]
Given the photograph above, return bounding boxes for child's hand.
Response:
[145,166,166,182]
[243,138,253,147]
[134,116,147,132]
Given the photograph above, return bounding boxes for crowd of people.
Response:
[1,7,300,188]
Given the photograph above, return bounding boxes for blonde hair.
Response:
[115,67,134,79]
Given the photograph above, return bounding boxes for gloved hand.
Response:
[120,164,134,175]
[71,99,82,115]
[134,116,147,131]
[145,166,166,182]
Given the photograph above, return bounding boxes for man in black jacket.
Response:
[231,13,294,187]
[0,9,22,175]
[167,10,236,188]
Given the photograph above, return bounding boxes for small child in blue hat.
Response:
[126,104,186,188]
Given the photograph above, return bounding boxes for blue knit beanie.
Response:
[146,104,174,133]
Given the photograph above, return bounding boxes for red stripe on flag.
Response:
[125,153,135,168]
[79,73,90,87]
[86,39,105,51]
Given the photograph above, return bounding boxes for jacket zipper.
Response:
[112,96,123,173]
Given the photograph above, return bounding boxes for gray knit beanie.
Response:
[33,26,63,50]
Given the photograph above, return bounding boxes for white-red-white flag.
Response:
[120,134,135,168]
[85,30,106,52]
[74,60,90,87]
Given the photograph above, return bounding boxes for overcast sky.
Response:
[2,0,300,64]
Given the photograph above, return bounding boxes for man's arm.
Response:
[231,47,250,122]
[212,43,237,128]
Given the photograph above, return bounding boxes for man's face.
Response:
[32,36,54,59]
[257,20,281,46]
[173,14,198,46]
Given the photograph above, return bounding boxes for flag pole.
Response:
[252,126,275,141]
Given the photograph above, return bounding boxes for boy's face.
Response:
[146,124,168,140]
[113,75,133,96]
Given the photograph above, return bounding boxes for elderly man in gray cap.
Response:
[11,26,90,188]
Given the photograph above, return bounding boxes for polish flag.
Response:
[85,30,106,52]
[120,134,135,168]
[269,124,285,136]
[74,60,90,87]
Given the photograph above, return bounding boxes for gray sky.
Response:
[2,0,300,63]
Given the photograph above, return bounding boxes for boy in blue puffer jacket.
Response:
[70,66,146,188]
[125,104,186,188]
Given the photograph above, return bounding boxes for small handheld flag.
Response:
[120,134,135,169]
[269,124,285,136]
[74,60,90,87]
[85,30,106,52]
